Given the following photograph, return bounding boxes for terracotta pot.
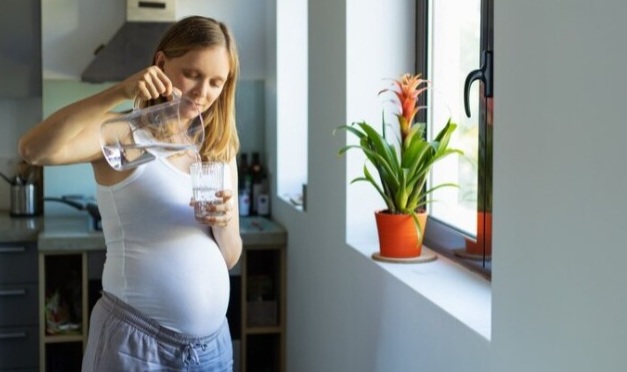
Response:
[374,210,427,258]
[464,211,492,256]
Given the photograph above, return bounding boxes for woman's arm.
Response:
[19,66,173,166]
[19,84,126,165]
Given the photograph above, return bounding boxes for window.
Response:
[276,0,308,210]
[420,0,493,277]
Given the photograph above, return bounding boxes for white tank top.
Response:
[97,158,229,336]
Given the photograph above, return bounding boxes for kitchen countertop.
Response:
[37,217,107,252]
[0,212,44,242]
[0,211,286,250]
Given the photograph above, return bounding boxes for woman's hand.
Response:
[206,158,242,268]
[193,189,235,228]
[120,66,177,101]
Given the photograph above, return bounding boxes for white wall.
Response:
[270,1,627,372]
[491,1,627,371]
[270,1,490,371]
[345,0,420,240]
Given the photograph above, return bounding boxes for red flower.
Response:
[381,73,429,143]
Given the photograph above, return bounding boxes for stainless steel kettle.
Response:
[10,183,39,217]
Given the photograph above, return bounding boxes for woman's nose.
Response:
[194,81,210,99]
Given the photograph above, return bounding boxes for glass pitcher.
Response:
[100,95,205,171]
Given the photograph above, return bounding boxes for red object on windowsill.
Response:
[464,211,492,256]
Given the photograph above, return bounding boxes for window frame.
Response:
[418,0,493,279]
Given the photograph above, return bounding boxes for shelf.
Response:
[43,334,84,343]
[39,251,88,372]
[244,326,283,335]
[239,220,287,372]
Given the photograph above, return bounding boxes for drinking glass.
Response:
[100,96,204,171]
[190,162,227,220]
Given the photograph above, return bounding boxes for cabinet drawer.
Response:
[0,243,37,284]
[0,326,38,370]
[0,283,38,326]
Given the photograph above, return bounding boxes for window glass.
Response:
[427,0,481,235]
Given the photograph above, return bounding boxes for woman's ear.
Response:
[154,51,167,69]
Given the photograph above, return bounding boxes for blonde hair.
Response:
[151,16,240,162]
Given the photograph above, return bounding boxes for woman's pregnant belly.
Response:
[102,232,229,336]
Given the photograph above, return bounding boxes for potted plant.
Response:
[336,73,462,261]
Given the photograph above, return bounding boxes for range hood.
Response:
[81,0,176,83]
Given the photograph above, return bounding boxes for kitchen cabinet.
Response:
[38,252,88,372]
[237,218,287,372]
[0,0,42,98]
[0,241,39,372]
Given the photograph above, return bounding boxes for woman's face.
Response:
[157,46,231,114]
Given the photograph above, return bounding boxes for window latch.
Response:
[463,50,493,117]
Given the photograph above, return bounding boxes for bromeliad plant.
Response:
[336,73,462,222]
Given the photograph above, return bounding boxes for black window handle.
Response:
[464,50,493,117]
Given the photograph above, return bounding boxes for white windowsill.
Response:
[347,234,492,341]
[278,194,304,212]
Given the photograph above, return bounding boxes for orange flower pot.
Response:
[374,210,427,258]
[464,211,492,256]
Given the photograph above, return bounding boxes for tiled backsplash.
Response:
[0,156,22,211]
[44,163,97,217]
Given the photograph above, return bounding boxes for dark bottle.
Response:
[249,152,263,215]
[238,153,249,191]
[238,153,251,217]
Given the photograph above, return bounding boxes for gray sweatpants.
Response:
[81,292,233,372]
